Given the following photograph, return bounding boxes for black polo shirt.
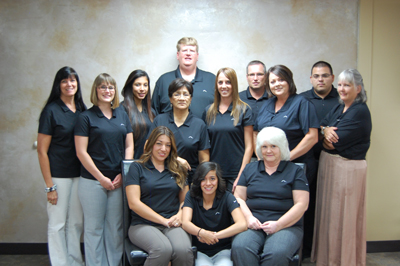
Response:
[74,105,133,180]
[203,104,254,180]
[321,102,372,160]
[300,86,339,122]
[125,161,182,226]
[255,94,319,182]
[151,66,216,118]
[38,98,84,177]
[237,160,309,227]
[239,87,269,121]
[183,191,239,257]
[300,87,340,160]
[149,110,210,182]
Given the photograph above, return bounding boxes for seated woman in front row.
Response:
[232,126,309,266]
[182,162,247,266]
[125,126,193,266]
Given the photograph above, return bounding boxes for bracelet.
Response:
[197,228,202,237]
[45,184,57,193]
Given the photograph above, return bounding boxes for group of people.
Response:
[37,36,371,266]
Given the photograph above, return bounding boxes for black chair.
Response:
[121,159,197,266]
[288,162,307,266]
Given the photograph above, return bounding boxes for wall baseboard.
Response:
[1,241,399,255]
[0,243,84,255]
[367,240,400,253]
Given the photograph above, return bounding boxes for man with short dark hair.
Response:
[239,60,270,157]
[300,60,339,259]
[151,37,215,118]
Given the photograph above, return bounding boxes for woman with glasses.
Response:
[75,73,134,266]
[37,66,86,266]
[149,78,210,185]
[121,70,155,159]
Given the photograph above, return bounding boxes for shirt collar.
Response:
[56,98,70,113]
[218,103,233,113]
[175,66,202,83]
[257,160,289,173]
[167,110,194,127]
[310,85,339,99]
[245,87,269,100]
[145,158,170,170]
[92,105,116,118]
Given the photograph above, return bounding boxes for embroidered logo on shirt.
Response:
[233,200,237,203]
[121,123,125,126]
[283,115,288,118]
[188,136,193,139]
[231,118,235,120]
[203,90,207,93]
[281,180,287,183]
[215,212,221,215]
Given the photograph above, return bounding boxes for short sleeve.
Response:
[74,113,90,137]
[237,164,250,187]
[183,192,195,209]
[298,98,319,134]
[225,192,240,213]
[198,122,211,150]
[124,162,142,187]
[292,166,309,192]
[242,105,254,127]
[38,107,54,135]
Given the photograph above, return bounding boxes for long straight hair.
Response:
[41,66,86,115]
[121,70,154,148]
[139,126,187,189]
[206,67,248,126]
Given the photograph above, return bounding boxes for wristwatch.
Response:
[45,184,57,193]
[321,126,329,135]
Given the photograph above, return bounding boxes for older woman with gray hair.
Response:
[232,127,309,266]
[312,69,372,266]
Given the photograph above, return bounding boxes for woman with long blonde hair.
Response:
[203,67,254,192]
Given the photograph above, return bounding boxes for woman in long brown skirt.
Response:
[311,69,372,266]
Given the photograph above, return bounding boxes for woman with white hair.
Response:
[312,69,372,266]
[232,127,309,266]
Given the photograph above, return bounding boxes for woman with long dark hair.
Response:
[37,66,86,266]
[121,70,155,159]
[182,162,246,266]
[125,126,193,266]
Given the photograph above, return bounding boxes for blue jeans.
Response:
[231,226,302,266]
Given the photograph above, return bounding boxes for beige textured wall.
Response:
[359,0,400,241]
[0,0,358,242]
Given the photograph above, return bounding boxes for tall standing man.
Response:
[152,37,216,118]
[239,60,270,156]
[300,61,339,258]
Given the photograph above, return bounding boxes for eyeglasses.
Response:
[248,73,265,78]
[98,85,115,91]
[312,74,331,79]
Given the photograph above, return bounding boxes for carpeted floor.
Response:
[0,252,399,266]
